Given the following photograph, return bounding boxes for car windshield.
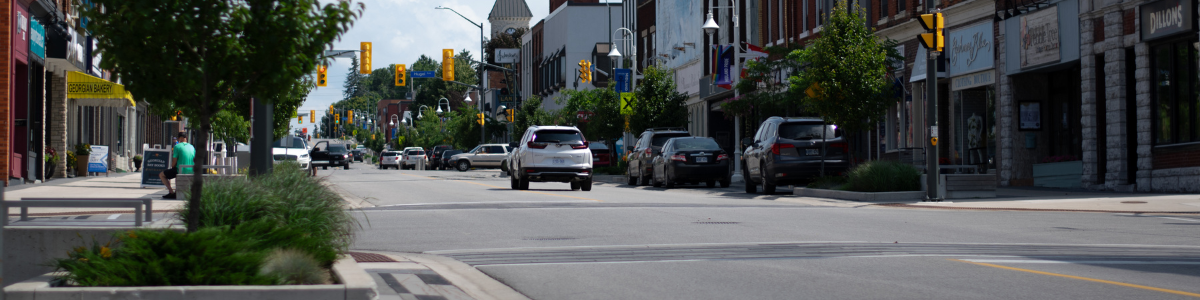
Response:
[328,145,347,152]
[652,134,689,147]
[272,137,306,149]
[411,151,425,155]
[383,152,400,156]
[778,122,839,140]
[533,130,584,143]
[673,138,721,150]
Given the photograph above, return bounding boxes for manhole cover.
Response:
[693,221,741,224]
[523,237,578,241]
[1121,201,1148,204]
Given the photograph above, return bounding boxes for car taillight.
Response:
[527,141,548,149]
[571,141,589,149]
[717,154,729,161]
[829,142,849,154]
[645,148,652,155]
[670,154,687,162]
[771,143,795,155]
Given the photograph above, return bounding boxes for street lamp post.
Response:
[703,0,745,183]
[608,27,636,155]
[436,6,486,143]
[388,114,400,145]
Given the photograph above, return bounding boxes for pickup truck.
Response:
[310,141,351,170]
[449,144,512,172]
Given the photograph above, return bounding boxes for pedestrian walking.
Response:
[159,132,196,199]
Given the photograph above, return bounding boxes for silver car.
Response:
[379,151,402,169]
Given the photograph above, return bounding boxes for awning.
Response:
[67,71,135,107]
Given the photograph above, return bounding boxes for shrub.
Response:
[844,160,920,192]
[260,249,331,285]
[53,227,277,286]
[806,176,847,190]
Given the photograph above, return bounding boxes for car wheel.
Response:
[639,170,651,186]
[580,178,593,191]
[570,181,580,190]
[743,168,756,193]
[651,168,662,187]
[664,172,675,189]
[344,164,350,170]
[720,177,731,188]
[511,174,519,189]
[627,174,637,185]
[456,160,471,172]
[706,180,716,188]
[762,172,777,195]
[518,176,530,190]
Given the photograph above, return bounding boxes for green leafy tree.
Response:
[81,0,361,231]
[788,0,894,133]
[343,56,366,99]
[561,84,622,143]
[630,65,689,134]
[212,110,250,146]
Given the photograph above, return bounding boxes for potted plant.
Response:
[44,150,60,179]
[74,144,91,177]
[132,155,143,171]
[65,151,76,177]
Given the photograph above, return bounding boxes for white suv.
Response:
[508,126,593,191]
[400,147,427,170]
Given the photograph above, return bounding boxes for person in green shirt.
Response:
[160,132,196,199]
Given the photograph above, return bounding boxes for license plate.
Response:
[552,158,566,165]
[806,149,820,156]
[696,157,708,163]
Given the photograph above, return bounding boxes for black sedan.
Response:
[439,150,463,170]
[650,137,732,188]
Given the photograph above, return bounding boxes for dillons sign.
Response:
[1148,3,1184,34]
[1141,0,1193,41]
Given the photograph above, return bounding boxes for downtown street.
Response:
[328,166,1200,300]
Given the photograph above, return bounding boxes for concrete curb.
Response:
[369,251,532,300]
[325,181,375,209]
[793,188,925,201]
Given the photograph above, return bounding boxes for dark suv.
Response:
[428,145,454,170]
[310,141,351,170]
[626,127,690,186]
[742,117,848,194]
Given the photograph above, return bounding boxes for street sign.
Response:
[615,68,632,92]
[323,50,357,58]
[620,92,635,115]
[411,71,436,78]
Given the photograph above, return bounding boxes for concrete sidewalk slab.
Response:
[349,251,530,300]
[3,172,182,216]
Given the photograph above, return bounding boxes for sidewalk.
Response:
[877,187,1200,214]
[3,172,184,217]
[347,251,530,300]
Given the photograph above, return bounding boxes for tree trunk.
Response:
[187,116,210,232]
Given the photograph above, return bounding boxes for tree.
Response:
[629,65,689,134]
[485,28,525,64]
[81,0,361,232]
[344,56,366,99]
[561,84,623,144]
[788,0,894,133]
[722,44,811,126]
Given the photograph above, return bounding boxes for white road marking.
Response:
[962,259,1200,265]
[376,200,594,207]
[1158,217,1200,222]
[107,214,121,219]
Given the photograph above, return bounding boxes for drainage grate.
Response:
[347,251,398,262]
[522,237,578,241]
[693,221,741,224]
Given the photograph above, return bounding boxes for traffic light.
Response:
[348,110,354,124]
[918,13,944,52]
[442,49,455,81]
[335,113,340,124]
[477,113,485,125]
[506,108,514,122]
[583,60,592,83]
[310,110,315,123]
[317,65,328,87]
[360,42,372,74]
[298,115,303,124]
[395,64,407,86]
[578,60,588,83]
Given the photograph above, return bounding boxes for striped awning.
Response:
[67,71,136,107]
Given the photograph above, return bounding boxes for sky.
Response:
[294,0,559,135]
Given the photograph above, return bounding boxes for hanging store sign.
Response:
[1020,6,1061,68]
[495,48,520,63]
[951,70,996,90]
[947,22,994,76]
[30,18,45,60]
[1140,0,1195,41]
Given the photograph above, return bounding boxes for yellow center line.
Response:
[400,173,602,202]
[949,259,1200,298]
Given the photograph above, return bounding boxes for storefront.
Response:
[11,2,32,183]
[998,0,1082,187]
[947,21,998,171]
[1139,0,1200,191]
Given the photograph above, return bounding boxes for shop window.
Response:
[1152,38,1200,145]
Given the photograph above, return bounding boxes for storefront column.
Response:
[48,72,66,178]
[1133,42,1152,191]
[996,24,1014,186]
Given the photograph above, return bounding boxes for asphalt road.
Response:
[328,165,1200,300]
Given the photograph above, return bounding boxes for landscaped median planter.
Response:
[794,187,925,201]
[4,256,377,300]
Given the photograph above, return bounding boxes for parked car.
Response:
[626,127,691,186]
[742,117,848,194]
[272,136,312,171]
[650,137,731,188]
[439,149,463,170]
[379,151,402,169]
[400,147,427,170]
[310,141,351,170]
[589,142,611,167]
[428,145,455,170]
[450,144,511,172]
[508,126,593,191]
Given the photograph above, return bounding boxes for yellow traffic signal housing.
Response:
[442,49,455,81]
[360,42,372,74]
[317,65,328,87]
[477,113,485,125]
[917,13,944,52]
[578,60,588,83]
[298,115,303,124]
[310,110,315,123]
[335,114,340,124]
[395,64,407,86]
[506,108,514,122]
[348,110,354,124]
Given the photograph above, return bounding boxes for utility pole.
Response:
[918,10,944,201]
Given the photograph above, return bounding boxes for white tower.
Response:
[487,0,533,37]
